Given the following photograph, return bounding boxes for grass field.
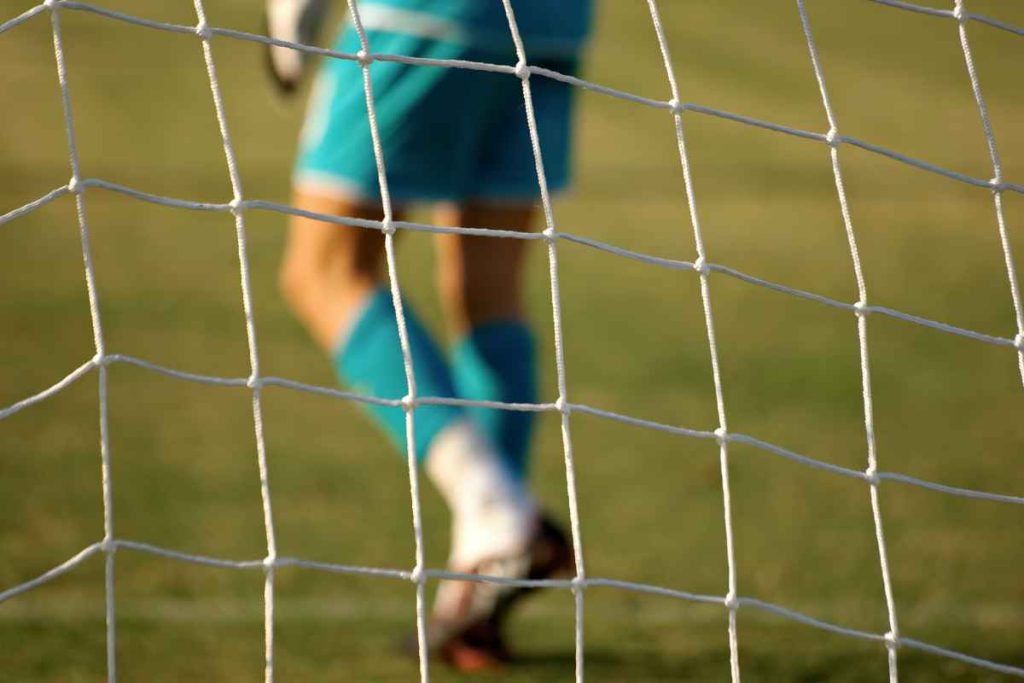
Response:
[2,0,1024,680]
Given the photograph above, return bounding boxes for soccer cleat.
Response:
[264,0,331,94]
[422,515,573,671]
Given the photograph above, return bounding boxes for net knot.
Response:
[1013,332,1024,352]
[952,2,966,22]
[713,427,728,445]
[825,127,841,148]
[542,226,557,241]
[989,176,1004,192]
[883,630,900,649]
[356,49,373,67]
[693,256,709,277]
[263,554,277,570]
[409,565,425,584]
[194,21,212,40]
[570,575,586,592]
[668,98,684,116]
[554,396,569,414]
[853,300,869,317]
[93,353,110,367]
[228,197,242,215]
[381,219,396,236]
[864,466,880,486]
[44,0,60,9]
[724,592,739,611]
[246,374,262,389]
[67,176,81,194]
[514,61,530,80]
[100,539,116,555]
[400,394,415,412]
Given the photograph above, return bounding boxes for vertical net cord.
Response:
[190,2,278,680]
[796,3,900,680]
[953,0,1024,388]
[45,2,116,680]
[498,2,588,680]
[343,3,431,681]
[644,2,741,680]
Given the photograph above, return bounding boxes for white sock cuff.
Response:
[427,420,496,499]
[426,419,537,567]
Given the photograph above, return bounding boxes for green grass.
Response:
[2,0,1024,680]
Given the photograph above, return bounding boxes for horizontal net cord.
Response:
[8,2,1021,199]
[246,199,545,241]
[0,357,95,420]
[839,136,1021,194]
[0,3,46,34]
[704,263,1018,347]
[79,179,233,212]
[0,542,103,604]
[3,540,1022,679]
[870,0,1024,36]
[5,181,1021,354]
[48,0,1024,117]
[0,186,71,224]
[898,638,1024,678]
[4,353,1023,507]
[268,375,558,413]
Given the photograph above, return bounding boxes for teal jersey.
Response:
[357,0,593,57]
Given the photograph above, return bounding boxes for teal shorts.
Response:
[294,27,579,203]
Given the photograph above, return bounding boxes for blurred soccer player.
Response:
[266,0,592,669]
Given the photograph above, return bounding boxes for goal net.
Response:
[1,0,1022,681]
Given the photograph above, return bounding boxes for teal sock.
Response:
[335,288,462,462]
[451,321,537,479]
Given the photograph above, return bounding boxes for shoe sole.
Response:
[399,516,574,671]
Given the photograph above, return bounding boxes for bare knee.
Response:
[279,191,390,348]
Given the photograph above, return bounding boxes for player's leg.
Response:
[279,190,457,457]
[423,54,581,666]
[435,203,539,480]
[278,192,387,352]
[285,23,561,669]
[279,191,507,470]
[435,49,577,481]
[283,26,492,463]
[284,31,544,598]
[280,191,538,579]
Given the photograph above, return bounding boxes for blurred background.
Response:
[2,0,1023,680]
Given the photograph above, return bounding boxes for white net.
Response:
[1,0,1022,681]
